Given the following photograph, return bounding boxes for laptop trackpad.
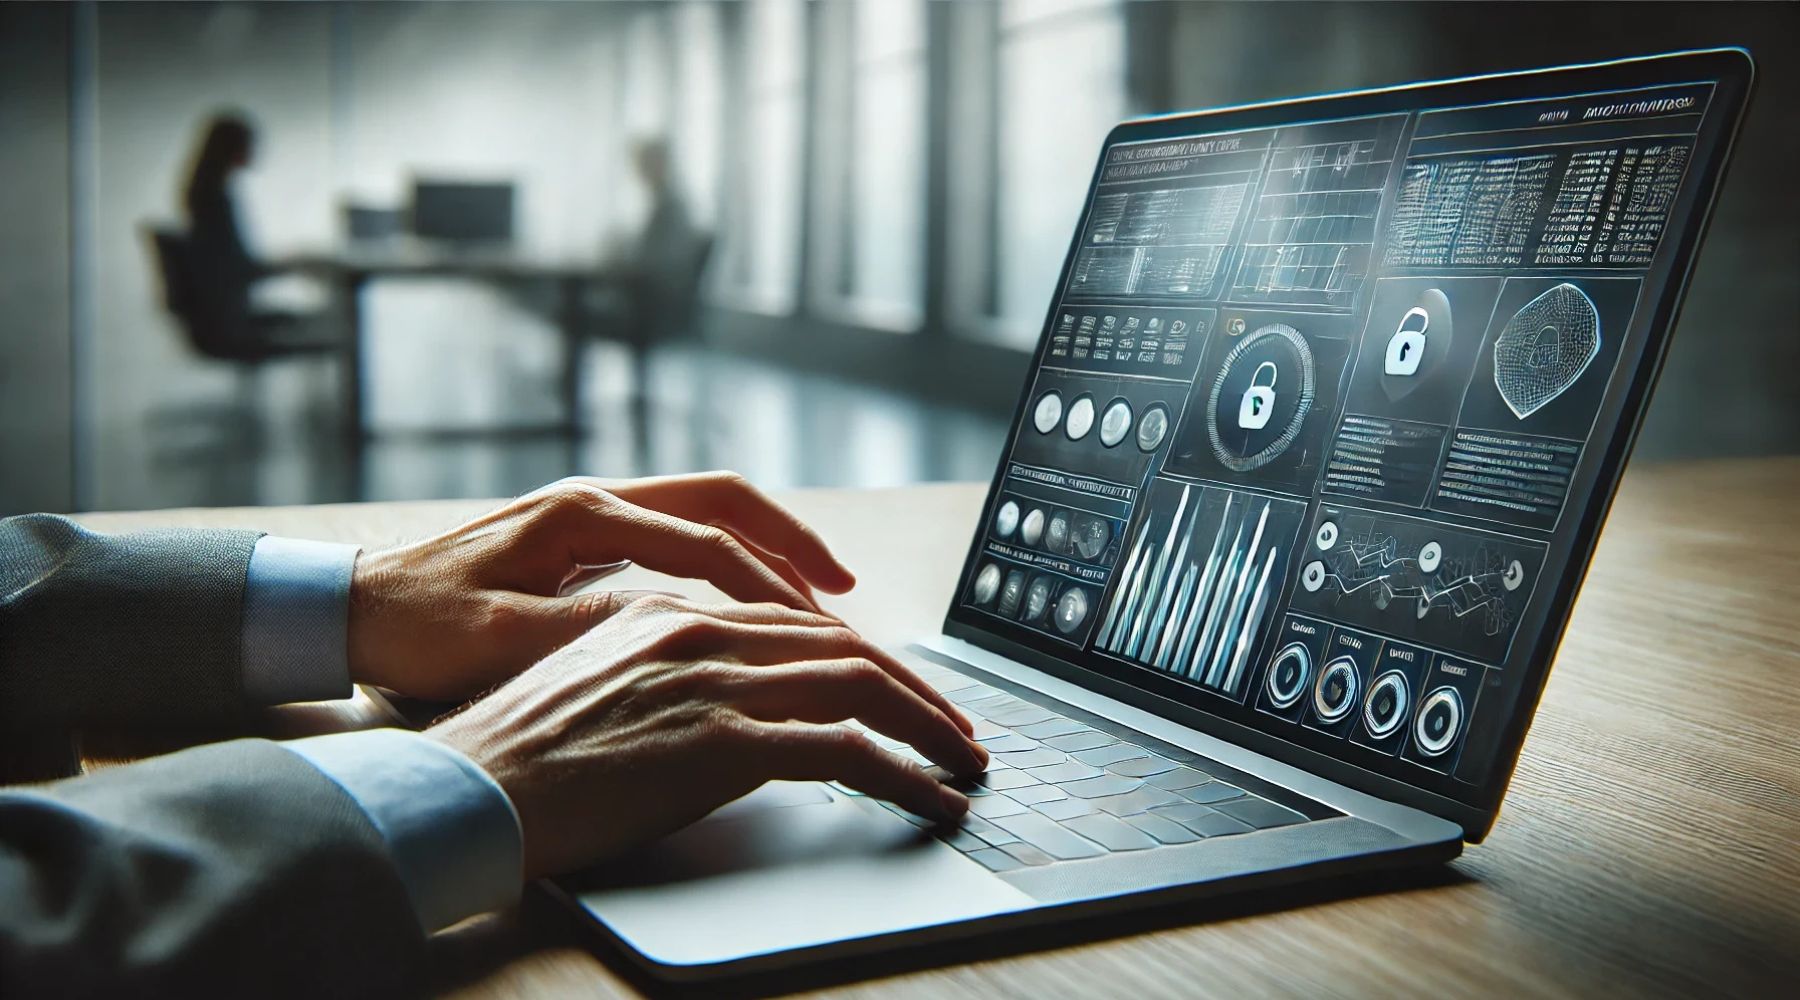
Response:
[565,783,1033,968]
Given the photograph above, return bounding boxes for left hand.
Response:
[345,472,859,701]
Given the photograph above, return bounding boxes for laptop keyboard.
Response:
[843,662,1316,873]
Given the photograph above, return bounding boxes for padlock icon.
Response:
[1385,306,1429,376]
[1237,361,1278,430]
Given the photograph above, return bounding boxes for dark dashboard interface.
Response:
[952,55,1744,810]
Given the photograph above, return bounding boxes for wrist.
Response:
[346,547,401,689]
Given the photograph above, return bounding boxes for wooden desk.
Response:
[69,457,1800,997]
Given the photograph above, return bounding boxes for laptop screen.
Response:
[945,51,1751,818]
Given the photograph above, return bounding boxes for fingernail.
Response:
[938,784,969,820]
[968,740,990,768]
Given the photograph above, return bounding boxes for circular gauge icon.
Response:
[1363,671,1410,739]
[1032,391,1063,434]
[1302,560,1327,592]
[1024,577,1053,624]
[1266,643,1312,709]
[1315,521,1338,551]
[1418,541,1442,574]
[1204,323,1316,473]
[1313,656,1359,723]
[1098,398,1133,448]
[994,500,1020,539]
[1020,508,1046,547]
[1045,510,1072,555]
[1072,513,1110,561]
[1054,587,1090,635]
[1415,687,1464,756]
[972,563,1002,604]
[1136,403,1170,452]
[1064,394,1096,440]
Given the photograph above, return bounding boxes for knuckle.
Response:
[695,524,739,553]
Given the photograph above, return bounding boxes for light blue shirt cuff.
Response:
[284,729,524,932]
[242,536,360,705]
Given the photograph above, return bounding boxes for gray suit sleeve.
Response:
[0,738,426,999]
[0,514,262,730]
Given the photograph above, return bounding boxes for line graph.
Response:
[1289,507,1545,664]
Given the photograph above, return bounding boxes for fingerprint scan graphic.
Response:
[1492,282,1600,419]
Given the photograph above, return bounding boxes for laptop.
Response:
[409,179,515,244]
[552,48,1754,980]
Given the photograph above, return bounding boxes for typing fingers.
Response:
[726,658,985,775]
[564,472,856,595]
[737,719,966,822]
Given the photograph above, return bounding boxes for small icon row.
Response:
[993,497,1114,563]
[969,562,1093,639]
[1264,642,1462,758]
[1031,390,1170,452]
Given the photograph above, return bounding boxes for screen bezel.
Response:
[940,48,1755,839]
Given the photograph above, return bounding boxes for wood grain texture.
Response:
[64,457,1800,997]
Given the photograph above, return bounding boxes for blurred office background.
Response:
[1,1,1794,515]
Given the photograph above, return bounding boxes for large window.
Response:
[991,0,1126,343]
[672,1,725,229]
[728,0,807,312]
[844,0,926,324]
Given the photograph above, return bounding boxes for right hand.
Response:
[427,596,988,879]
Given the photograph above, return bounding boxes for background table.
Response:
[69,456,1800,997]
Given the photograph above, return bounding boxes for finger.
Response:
[567,473,856,594]
[557,558,632,597]
[546,487,823,612]
[727,659,986,775]
[720,525,818,607]
[685,620,975,736]
[740,719,967,822]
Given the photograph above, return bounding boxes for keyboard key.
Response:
[977,768,1040,791]
[877,800,937,828]
[1107,754,1178,778]
[1177,781,1248,804]
[1123,812,1202,844]
[1147,802,1215,825]
[1213,798,1307,829]
[961,814,1018,846]
[963,694,1023,714]
[970,719,1011,741]
[1069,743,1147,767]
[1043,730,1117,753]
[1015,717,1091,740]
[998,843,1056,867]
[1151,804,1254,838]
[986,705,1059,728]
[994,747,1067,769]
[989,812,1106,860]
[1006,783,1067,805]
[938,827,987,852]
[946,684,1002,705]
[1145,766,1212,791]
[1032,797,1098,821]
[1058,774,1142,799]
[1024,761,1106,784]
[1086,786,1183,816]
[968,795,1028,819]
[967,848,1023,872]
[980,733,1041,754]
[1062,813,1157,851]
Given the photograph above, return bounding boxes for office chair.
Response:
[565,234,715,464]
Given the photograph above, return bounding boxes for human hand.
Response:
[346,472,860,702]
[428,596,986,878]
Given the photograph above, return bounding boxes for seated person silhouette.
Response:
[178,113,334,361]
[594,137,709,344]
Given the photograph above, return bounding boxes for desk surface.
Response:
[72,457,1800,997]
